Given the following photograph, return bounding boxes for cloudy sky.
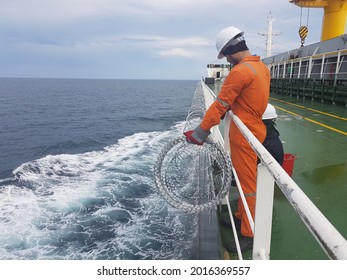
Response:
[0,0,330,80]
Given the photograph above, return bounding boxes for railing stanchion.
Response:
[253,163,275,260]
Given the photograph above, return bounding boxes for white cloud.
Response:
[159,48,193,58]
[0,0,332,79]
[0,0,222,24]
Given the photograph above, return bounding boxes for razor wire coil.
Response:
[153,82,232,212]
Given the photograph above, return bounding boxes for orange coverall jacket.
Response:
[200,55,270,237]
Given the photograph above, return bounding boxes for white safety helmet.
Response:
[262,104,278,120]
[216,26,244,59]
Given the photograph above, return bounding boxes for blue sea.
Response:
[0,78,199,260]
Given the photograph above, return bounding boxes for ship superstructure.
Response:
[262,1,347,107]
[204,64,230,84]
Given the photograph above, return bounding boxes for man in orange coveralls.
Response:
[184,26,270,253]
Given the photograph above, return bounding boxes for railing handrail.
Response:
[265,49,347,66]
[201,80,347,260]
[269,49,347,81]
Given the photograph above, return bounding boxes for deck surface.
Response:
[268,94,347,259]
[209,82,347,259]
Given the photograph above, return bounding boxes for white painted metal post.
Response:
[290,60,294,79]
[252,163,275,260]
[335,51,341,83]
[308,57,313,78]
[223,114,231,154]
[320,54,325,79]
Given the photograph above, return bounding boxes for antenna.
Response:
[258,12,281,58]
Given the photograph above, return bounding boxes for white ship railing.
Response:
[201,80,347,260]
[267,49,347,80]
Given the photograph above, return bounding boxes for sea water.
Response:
[0,78,199,260]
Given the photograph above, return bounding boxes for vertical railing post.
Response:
[252,163,275,260]
[223,114,231,154]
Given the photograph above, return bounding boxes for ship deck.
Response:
[209,82,347,259]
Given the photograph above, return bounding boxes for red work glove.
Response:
[184,130,203,145]
[183,126,210,145]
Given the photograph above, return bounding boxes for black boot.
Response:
[225,235,253,253]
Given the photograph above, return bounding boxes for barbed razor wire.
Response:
[153,83,232,212]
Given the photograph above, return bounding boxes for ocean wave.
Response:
[0,121,198,260]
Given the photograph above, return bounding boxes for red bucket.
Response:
[282,153,297,176]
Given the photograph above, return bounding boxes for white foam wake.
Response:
[0,122,198,260]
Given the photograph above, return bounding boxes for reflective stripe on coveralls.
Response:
[201,56,270,237]
[217,97,229,109]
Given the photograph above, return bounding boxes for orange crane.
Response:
[290,0,347,41]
